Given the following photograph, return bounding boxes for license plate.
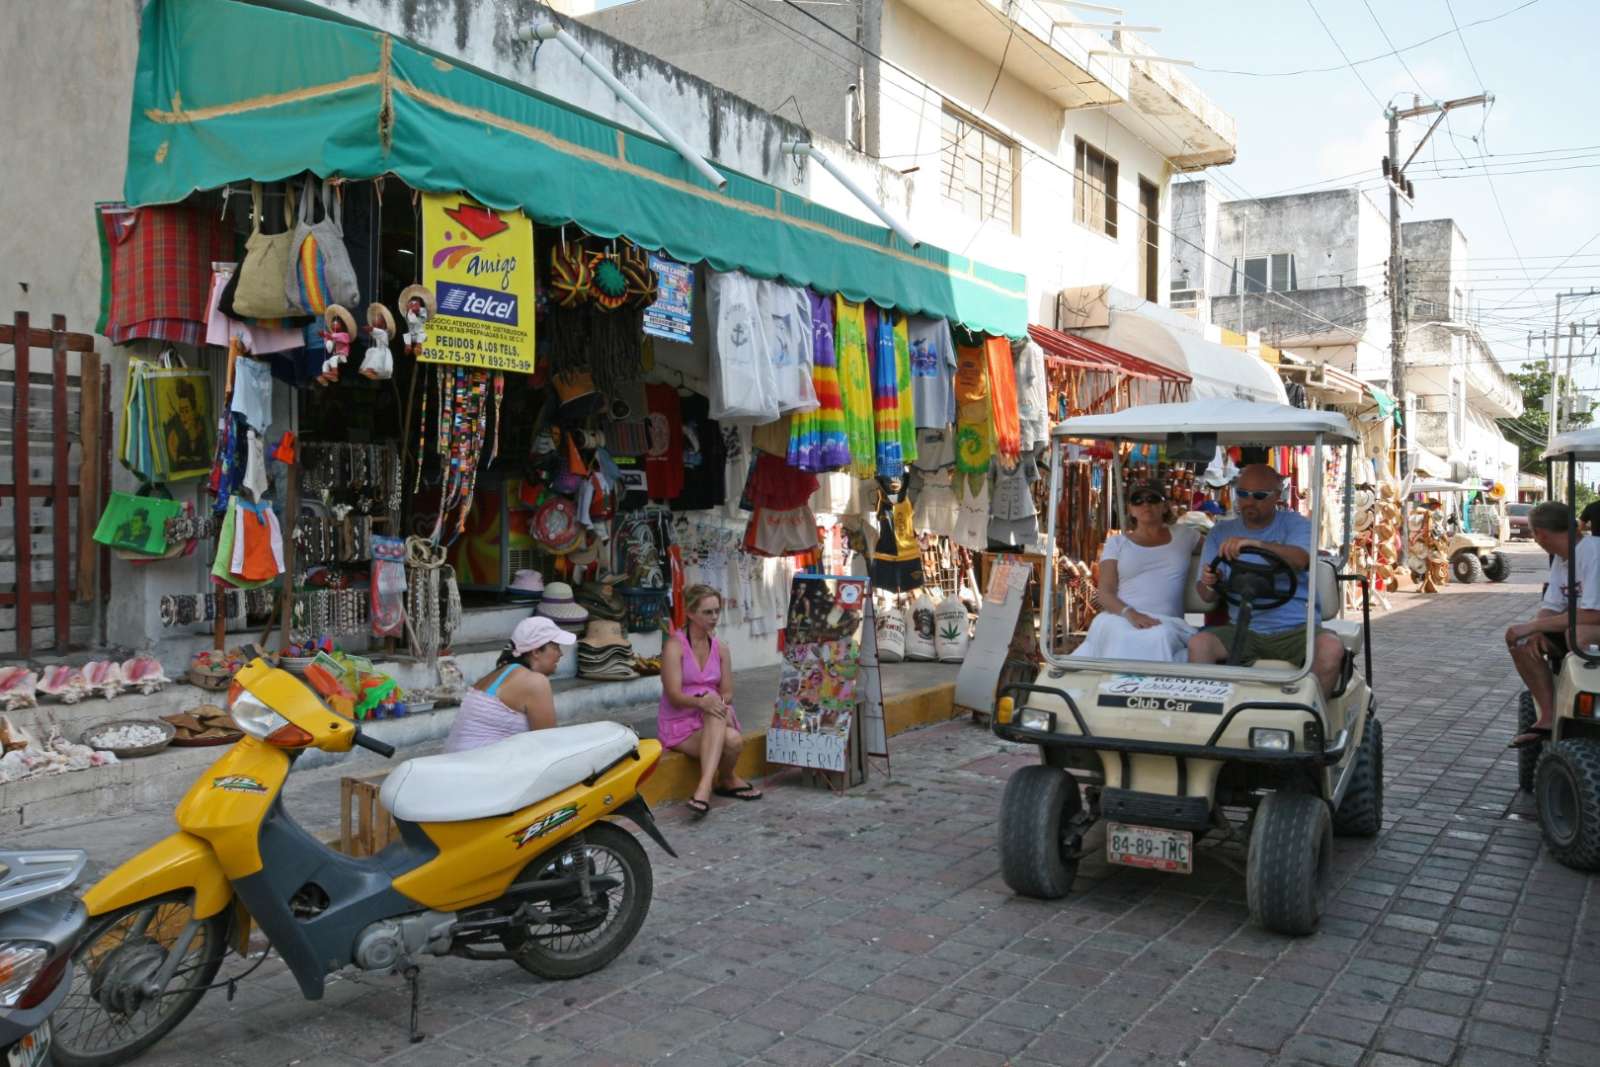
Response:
[1106,822,1193,874]
[7,1021,49,1067]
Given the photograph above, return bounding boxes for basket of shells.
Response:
[81,719,176,758]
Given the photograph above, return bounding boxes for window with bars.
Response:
[1074,137,1118,238]
[940,106,1018,233]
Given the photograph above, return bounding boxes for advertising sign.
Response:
[767,575,866,772]
[419,193,536,373]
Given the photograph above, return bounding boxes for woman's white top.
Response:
[1100,526,1201,620]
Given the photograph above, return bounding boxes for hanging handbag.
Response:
[231,183,300,320]
[285,175,359,316]
[93,487,182,558]
[143,353,214,483]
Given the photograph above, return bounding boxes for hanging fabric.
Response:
[870,311,905,478]
[835,296,876,479]
[788,290,851,473]
[985,335,1021,467]
[892,314,919,468]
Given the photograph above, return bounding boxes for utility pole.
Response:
[1383,92,1492,477]
[1548,289,1600,463]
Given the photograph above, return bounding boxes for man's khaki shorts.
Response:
[1200,624,1318,667]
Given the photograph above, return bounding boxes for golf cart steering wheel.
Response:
[1211,546,1298,610]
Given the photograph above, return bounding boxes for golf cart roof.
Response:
[1544,428,1600,461]
[1054,399,1357,445]
[1409,478,1474,494]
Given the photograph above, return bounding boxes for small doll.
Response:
[398,284,435,358]
[359,302,396,380]
[319,305,355,385]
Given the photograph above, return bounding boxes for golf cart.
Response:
[993,400,1380,936]
[1517,430,1600,870]
[1407,478,1510,584]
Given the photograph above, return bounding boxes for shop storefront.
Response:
[88,0,1035,717]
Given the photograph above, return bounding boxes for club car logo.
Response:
[437,281,519,326]
[1097,675,1233,715]
[510,804,580,848]
[212,775,267,794]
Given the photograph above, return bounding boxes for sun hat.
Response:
[367,302,396,335]
[536,582,590,627]
[575,580,626,621]
[511,616,576,654]
[508,569,545,597]
[398,284,436,318]
[579,618,632,649]
[324,303,357,337]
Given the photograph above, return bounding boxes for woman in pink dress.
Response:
[659,585,763,817]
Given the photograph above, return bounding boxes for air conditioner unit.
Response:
[1449,460,1475,482]
[1169,288,1206,310]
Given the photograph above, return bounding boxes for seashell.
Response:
[120,654,170,695]
[0,668,39,712]
[37,665,91,704]
[82,660,124,699]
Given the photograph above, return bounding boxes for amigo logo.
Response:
[437,281,519,326]
[510,804,580,848]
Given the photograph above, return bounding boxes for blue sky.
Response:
[1148,0,1599,379]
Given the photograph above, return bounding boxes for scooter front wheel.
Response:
[503,822,652,980]
[51,892,229,1067]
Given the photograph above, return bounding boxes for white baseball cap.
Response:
[512,616,577,654]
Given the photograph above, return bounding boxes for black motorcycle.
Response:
[0,850,87,1066]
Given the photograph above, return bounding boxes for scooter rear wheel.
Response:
[503,822,652,980]
[51,892,229,1067]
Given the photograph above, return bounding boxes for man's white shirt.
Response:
[1541,534,1600,614]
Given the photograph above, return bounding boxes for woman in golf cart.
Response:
[1073,480,1201,662]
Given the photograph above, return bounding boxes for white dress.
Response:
[1073,527,1200,662]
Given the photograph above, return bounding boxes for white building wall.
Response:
[879,0,1172,325]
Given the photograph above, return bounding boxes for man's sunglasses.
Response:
[1129,493,1166,505]
[1236,489,1277,501]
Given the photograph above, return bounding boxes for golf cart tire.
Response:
[1333,715,1384,837]
[998,765,1082,900]
[1451,551,1483,584]
[1534,739,1600,871]
[1247,791,1332,936]
[1516,691,1540,793]
[1483,552,1510,582]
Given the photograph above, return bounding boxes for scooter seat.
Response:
[380,721,640,823]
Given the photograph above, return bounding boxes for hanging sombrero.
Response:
[397,284,436,319]
[550,241,593,308]
[589,252,630,312]
[368,302,396,335]
[1354,509,1375,533]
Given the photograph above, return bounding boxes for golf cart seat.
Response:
[1182,556,1362,652]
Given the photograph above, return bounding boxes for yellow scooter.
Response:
[52,658,674,1067]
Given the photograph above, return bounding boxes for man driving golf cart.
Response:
[1189,463,1347,698]
[1506,500,1600,750]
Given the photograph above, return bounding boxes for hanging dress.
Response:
[871,313,905,478]
[789,291,851,472]
[892,315,918,468]
[835,296,876,479]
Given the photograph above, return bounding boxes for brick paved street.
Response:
[75,543,1600,1066]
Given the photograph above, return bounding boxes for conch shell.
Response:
[120,655,170,695]
[0,668,38,711]
[82,660,124,699]
[37,665,91,704]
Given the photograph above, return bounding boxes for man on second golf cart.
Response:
[1505,501,1600,748]
[1188,463,1346,697]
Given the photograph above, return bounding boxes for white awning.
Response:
[1079,310,1288,404]
[1056,399,1357,445]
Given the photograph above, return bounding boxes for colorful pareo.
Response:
[788,291,851,472]
[835,296,876,479]
[871,315,905,478]
[893,314,918,468]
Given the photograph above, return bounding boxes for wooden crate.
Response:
[339,773,398,857]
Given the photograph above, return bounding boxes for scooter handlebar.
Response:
[353,730,395,758]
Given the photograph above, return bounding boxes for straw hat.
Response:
[398,284,436,318]
[324,304,357,337]
[535,582,590,626]
[575,581,626,622]
[367,302,396,334]
[579,618,632,649]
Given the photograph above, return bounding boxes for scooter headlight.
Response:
[229,689,313,748]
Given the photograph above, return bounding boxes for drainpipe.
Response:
[526,23,727,190]
[782,141,918,248]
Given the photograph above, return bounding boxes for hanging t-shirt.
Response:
[671,393,727,512]
[907,317,957,429]
[230,356,274,434]
[644,384,684,500]
[708,271,779,423]
[757,281,818,414]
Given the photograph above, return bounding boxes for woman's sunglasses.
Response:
[1129,493,1166,505]
[1236,489,1277,501]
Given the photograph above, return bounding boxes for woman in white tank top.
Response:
[444,616,575,752]
[1073,483,1200,663]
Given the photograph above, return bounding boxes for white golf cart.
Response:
[993,399,1380,936]
[1519,430,1600,869]
[1407,478,1510,584]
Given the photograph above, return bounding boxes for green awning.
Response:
[125,0,1028,337]
[1366,384,1399,422]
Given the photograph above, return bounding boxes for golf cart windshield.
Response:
[1542,429,1600,665]
[1045,400,1359,686]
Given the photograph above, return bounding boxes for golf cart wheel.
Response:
[1516,691,1541,793]
[1451,551,1483,584]
[1333,715,1383,837]
[1483,552,1511,582]
[998,765,1082,899]
[1534,739,1600,871]
[1246,791,1332,936]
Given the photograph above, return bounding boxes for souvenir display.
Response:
[318,304,356,384]
[399,283,435,357]
[360,302,396,380]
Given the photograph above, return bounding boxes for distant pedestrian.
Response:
[1581,500,1600,535]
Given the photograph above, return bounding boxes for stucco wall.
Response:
[1402,218,1467,322]
[1171,180,1215,299]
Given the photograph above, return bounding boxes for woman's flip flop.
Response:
[686,798,710,818]
[713,785,763,801]
[1509,727,1551,749]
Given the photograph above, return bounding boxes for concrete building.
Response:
[1173,180,1520,486]
[576,0,1238,326]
